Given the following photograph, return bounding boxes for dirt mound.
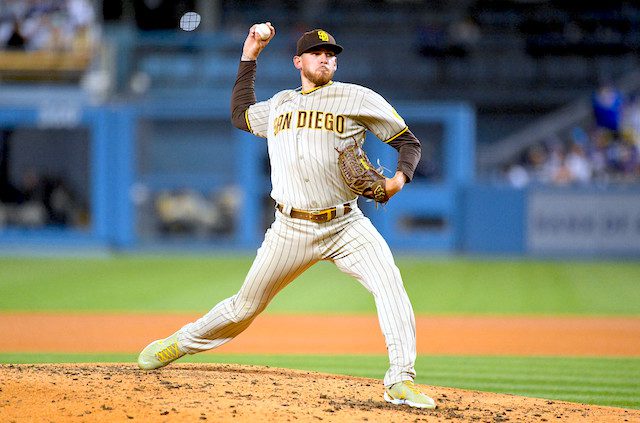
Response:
[1,364,638,422]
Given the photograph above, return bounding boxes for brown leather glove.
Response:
[337,144,389,203]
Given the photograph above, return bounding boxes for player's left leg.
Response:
[326,210,435,409]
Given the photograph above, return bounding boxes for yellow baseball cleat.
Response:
[137,332,186,370]
[384,380,437,409]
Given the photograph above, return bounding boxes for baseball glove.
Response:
[336,144,390,203]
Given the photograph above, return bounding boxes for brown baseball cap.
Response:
[296,29,343,56]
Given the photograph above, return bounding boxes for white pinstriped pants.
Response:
[179,205,417,387]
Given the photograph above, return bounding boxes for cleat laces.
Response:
[155,342,182,363]
[404,381,422,396]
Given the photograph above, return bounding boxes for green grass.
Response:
[1,256,639,315]
[2,353,638,409]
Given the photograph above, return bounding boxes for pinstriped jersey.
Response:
[245,81,407,210]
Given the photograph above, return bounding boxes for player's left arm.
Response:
[385,129,421,197]
[357,90,422,198]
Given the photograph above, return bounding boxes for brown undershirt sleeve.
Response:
[230,60,257,131]
[388,129,422,182]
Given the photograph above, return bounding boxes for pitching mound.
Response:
[1,364,637,422]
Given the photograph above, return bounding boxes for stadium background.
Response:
[1,0,640,416]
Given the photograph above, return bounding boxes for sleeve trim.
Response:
[244,109,252,133]
[384,126,408,143]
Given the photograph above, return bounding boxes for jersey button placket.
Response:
[296,131,311,183]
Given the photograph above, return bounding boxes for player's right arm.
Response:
[241,22,275,61]
[230,23,275,134]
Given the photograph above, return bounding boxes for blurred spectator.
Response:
[541,140,571,185]
[155,189,220,236]
[622,94,640,151]
[504,81,640,188]
[504,120,639,188]
[564,141,592,184]
[68,0,95,50]
[592,80,623,136]
[505,163,529,188]
[0,0,96,52]
[154,186,239,237]
[0,131,81,228]
[4,19,26,49]
[606,141,638,179]
[590,128,610,180]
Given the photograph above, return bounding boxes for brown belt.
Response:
[277,203,352,223]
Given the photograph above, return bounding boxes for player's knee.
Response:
[229,298,266,322]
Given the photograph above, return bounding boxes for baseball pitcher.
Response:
[138,23,436,410]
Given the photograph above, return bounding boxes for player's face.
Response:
[296,48,337,87]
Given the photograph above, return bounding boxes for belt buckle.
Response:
[311,208,333,222]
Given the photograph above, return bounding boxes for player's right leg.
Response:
[138,212,317,370]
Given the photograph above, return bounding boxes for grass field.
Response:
[1,256,639,409]
[1,256,640,315]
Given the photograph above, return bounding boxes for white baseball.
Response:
[179,12,201,31]
[255,23,271,41]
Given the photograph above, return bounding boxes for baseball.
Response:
[179,12,201,31]
[255,23,271,40]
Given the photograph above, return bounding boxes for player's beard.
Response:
[303,65,334,87]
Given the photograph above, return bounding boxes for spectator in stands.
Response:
[506,137,594,188]
[23,1,71,51]
[505,120,640,187]
[565,141,592,184]
[505,163,529,188]
[0,130,81,228]
[67,0,96,50]
[0,1,22,47]
[550,144,580,185]
[622,93,640,152]
[538,138,566,184]
[607,142,639,181]
[590,127,610,181]
[524,143,548,183]
[0,0,95,52]
[592,79,623,137]
[19,169,79,227]
[4,19,26,49]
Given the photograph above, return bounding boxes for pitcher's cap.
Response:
[296,29,343,56]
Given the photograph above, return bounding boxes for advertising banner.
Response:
[527,190,640,255]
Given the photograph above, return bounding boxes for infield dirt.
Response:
[2,313,640,356]
[2,363,639,423]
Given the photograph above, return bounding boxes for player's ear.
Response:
[293,55,302,70]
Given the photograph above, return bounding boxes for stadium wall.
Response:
[463,185,640,257]
[1,94,639,257]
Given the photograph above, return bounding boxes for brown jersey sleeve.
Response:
[230,60,257,131]
[387,129,422,183]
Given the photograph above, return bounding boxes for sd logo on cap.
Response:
[296,29,343,56]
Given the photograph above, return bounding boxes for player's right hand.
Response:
[241,22,275,61]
